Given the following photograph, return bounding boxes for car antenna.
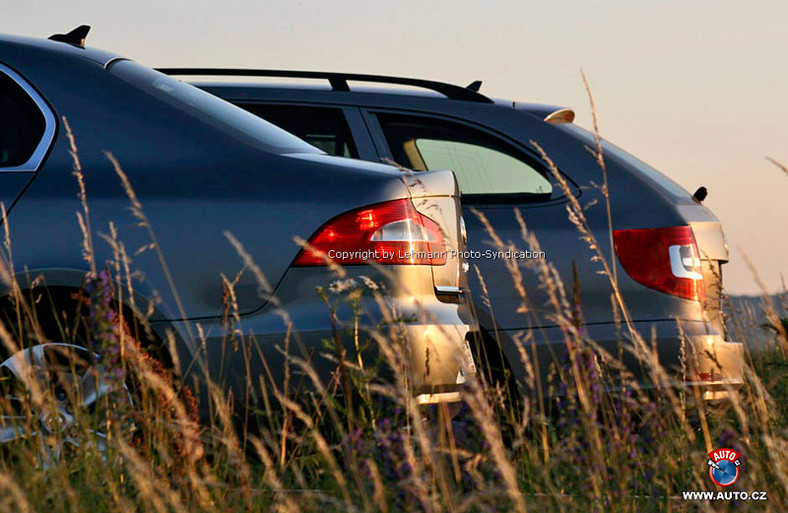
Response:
[466,80,482,92]
[693,186,708,203]
[48,25,91,48]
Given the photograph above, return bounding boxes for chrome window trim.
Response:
[0,63,57,173]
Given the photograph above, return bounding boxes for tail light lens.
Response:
[686,372,715,383]
[613,226,705,301]
[293,198,446,266]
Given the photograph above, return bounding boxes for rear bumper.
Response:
[683,334,744,401]
[496,319,745,397]
[686,382,742,402]
[165,266,477,412]
[682,334,744,385]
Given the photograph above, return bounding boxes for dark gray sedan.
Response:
[0,29,476,450]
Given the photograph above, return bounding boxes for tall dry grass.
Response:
[0,95,786,513]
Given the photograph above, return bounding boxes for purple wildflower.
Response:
[85,270,126,392]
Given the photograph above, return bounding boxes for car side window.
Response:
[238,104,358,158]
[0,69,46,168]
[377,114,552,197]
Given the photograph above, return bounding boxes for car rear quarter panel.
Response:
[0,47,414,322]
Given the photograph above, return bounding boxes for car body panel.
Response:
[0,173,34,212]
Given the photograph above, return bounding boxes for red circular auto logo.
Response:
[707,448,742,487]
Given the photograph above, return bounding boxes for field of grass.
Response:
[1,115,787,513]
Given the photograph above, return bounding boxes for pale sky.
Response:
[5,0,788,295]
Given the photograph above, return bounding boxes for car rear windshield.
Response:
[558,124,693,200]
[109,60,320,155]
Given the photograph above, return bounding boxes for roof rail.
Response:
[156,68,493,103]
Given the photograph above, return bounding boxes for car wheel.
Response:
[0,341,134,466]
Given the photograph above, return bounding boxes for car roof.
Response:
[0,32,123,68]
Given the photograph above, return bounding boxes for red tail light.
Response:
[613,226,705,302]
[293,198,447,266]
[687,372,715,382]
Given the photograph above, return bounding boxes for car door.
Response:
[364,110,583,333]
